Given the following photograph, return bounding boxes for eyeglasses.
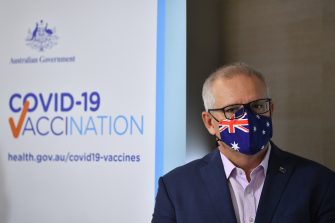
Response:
[208,98,272,120]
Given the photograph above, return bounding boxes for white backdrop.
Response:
[0,0,158,222]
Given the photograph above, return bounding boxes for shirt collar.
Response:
[220,143,271,179]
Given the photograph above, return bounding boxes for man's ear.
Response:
[201,111,216,135]
[270,101,274,114]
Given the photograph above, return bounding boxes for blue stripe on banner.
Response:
[164,0,186,173]
[155,0,165,195]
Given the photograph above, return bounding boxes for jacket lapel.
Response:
[199,150,237,223]
[255,143,294,223]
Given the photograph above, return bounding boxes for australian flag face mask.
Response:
[217,109,273,155]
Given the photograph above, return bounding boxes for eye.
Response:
[224,105,242,114]
[250,100,268,113]
[252,103,265,109]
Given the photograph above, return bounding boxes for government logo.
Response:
[26,20,58,52]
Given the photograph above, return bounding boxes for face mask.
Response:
[217,109,272,155]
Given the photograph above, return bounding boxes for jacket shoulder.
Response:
[162,149,219,182]
[272,143,335,177]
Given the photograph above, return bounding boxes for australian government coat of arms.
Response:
[26,20,58,51]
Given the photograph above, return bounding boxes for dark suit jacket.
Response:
[152,143,335,223]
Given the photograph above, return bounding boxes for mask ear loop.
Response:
[207,111,224,147]
[215,137,221,147]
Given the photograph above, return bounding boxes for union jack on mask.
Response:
[218,109,272,155]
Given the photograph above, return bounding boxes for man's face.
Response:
[203,74,271,138]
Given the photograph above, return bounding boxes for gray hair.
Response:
[202,62,269,111]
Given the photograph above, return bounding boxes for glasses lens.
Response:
[224,105,244,119]
[250,99,270,114]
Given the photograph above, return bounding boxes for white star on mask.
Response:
[231,141,240,151]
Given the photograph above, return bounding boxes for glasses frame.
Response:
[208,98,272,120]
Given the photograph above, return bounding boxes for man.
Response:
[152,63,335,223]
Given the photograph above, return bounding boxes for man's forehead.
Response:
[211,74,267,106]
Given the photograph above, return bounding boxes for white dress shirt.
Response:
[220,145,271,223]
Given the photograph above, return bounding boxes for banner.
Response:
[0,1,158,222]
